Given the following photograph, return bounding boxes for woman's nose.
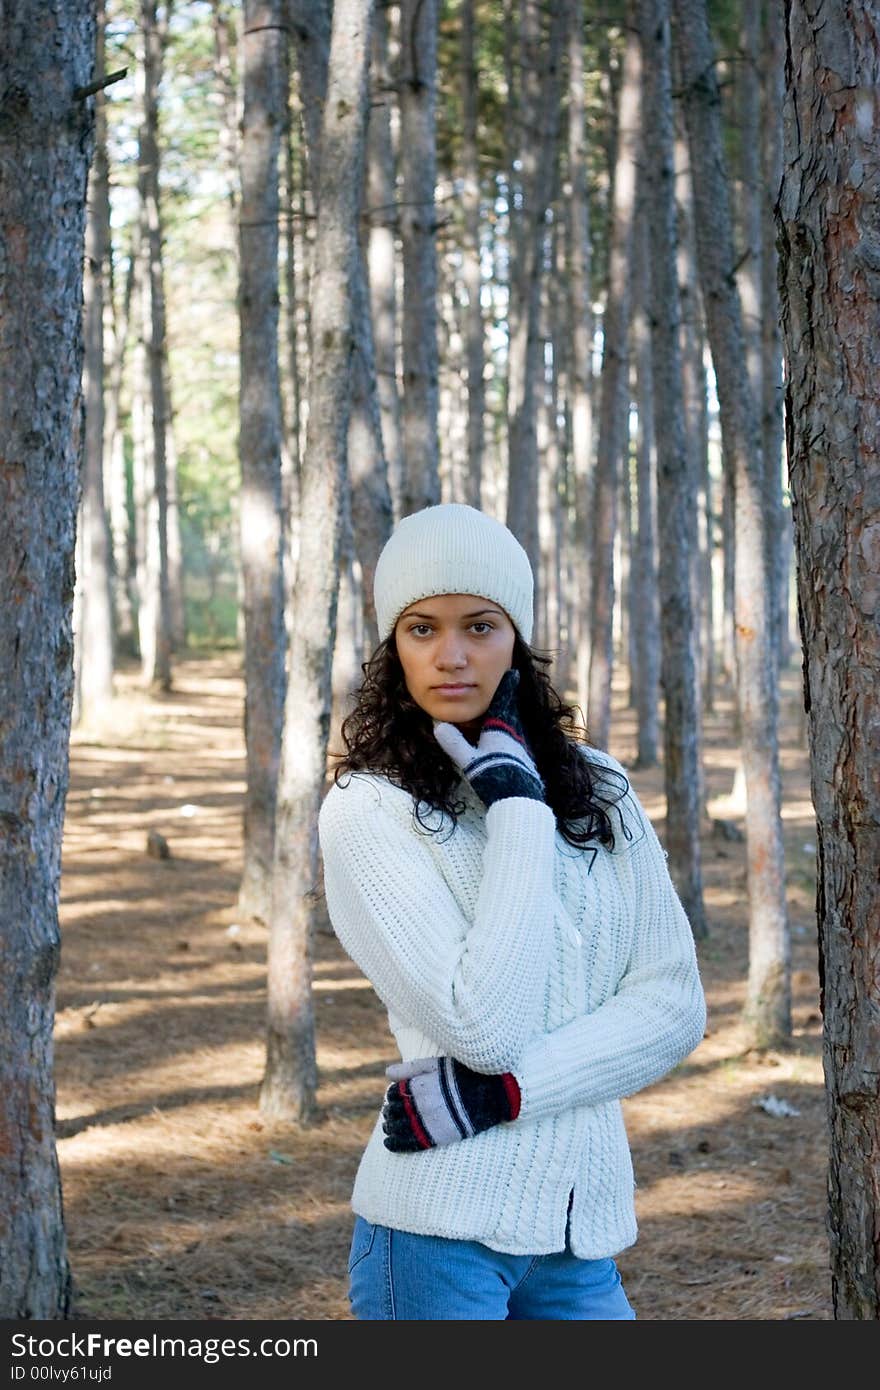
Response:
[435,634,467,669]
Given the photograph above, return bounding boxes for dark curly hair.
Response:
[332,631,629,850]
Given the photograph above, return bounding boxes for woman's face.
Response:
[395,593,516,739]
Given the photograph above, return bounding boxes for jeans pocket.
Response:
[348,1217,377,1275]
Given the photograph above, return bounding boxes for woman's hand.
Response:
[433,668,544,807]
[382,1055,521,1152]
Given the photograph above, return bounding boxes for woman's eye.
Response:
[409,624,432,637]
[471,622,493,635]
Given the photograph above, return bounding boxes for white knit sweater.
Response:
[317,748,706,1259]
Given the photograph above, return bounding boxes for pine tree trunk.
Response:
[77,0,115,722]
[536,261,558,648]
[619,386,634,706]
[640,0,707,938]
[398,0,440,516]
[631,208,660,767]
[697,334,714,721]
[674,0,789,1042]
[0,0,95,1318]
[739,0,783,685]
[567,0,595,712]
[720,443,736,683]
[105,220,138,652]
[283,69,303,499]
[736,0,763,413]
[438,258,468,506]
[238,0,286,928]
[291,0,391,644]
[262,0,374,1121]
[330,506,363,746]
[136,0,172,691]
[588,11,640,749]
[164,391,185,650]
[461,0,485,508]
[674,105,714,720]
[349,236,394,647]
[367,2,404,521]
[506,0,567,585]
[778,0,880,1319]
[760,0,790,670]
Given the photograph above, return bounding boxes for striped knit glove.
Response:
[382,1056,521,1152]
[434,668,544,806]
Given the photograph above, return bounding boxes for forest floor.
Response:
[56,650,832,1321]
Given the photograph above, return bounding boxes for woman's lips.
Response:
[433,684,476,695]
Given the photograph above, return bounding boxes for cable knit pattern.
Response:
[318,749,706,1259]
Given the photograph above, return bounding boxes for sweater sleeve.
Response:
[317,773,559,1073]
[513,764,707,1120]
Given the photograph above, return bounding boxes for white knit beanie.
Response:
[373,503,534,644]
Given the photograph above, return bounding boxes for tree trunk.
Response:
[631,207,660,767]
[461,0,485,508]
[0,0,95,1318]
[136,0,172,691]
[640,0,707,939]
[536,257,558,648]
[286,77,311,535]
[330,503,363,750]
[588,11,640,750]
[349,236,394,648]
[673,0,789,1042]
[619,382,634,706]
[105,219,138,652]
[237,0,286,928]
[739,0,782,685]
[77,0,115,723]
[720,434,736,684]
[674,101,714,721]
[366,1,404,521]
[505,0,567,585]
[164,390,185,650]
[567,0,595,713]
[778,0,880,1320]
[398,0,440,516]
[438,255,468,506]
[262,0,374,1121]
[291,0,392,645]
[760,0,790,671]
[735,0,763,415]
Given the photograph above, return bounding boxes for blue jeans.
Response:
[347,1216,636,1320]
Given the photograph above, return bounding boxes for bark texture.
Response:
[567,0,595,711]
[106,221,138,650]
[505,0,567,583]
[760,0,790,668]
[77,0,115,722]
[237,0,286,927]
[588,12,640,749]
[630,205,660,768]
[460,0,485,508]
[640,0,706,938]
[291,0,391,642]
[778,0,880,1320]
[135,0,172,689]
[366,2,404,520]
[262,0,374,1120]
[398,0,440,515]
[674,0,789,1042]
[0,0,96,1318]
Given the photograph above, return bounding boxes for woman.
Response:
[318,503,706,1320]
